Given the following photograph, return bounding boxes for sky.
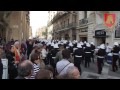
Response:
[30,11,48,37]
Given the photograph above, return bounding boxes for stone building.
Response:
[87,11,120,46]
[36,26,47,39]
[47,11,120,46]
[47,11,78,40]
[0,11,30,43]
[29,26,33,38]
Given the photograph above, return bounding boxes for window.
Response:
[84,11,87,18]
[75,16,76,23]
[64,21,65,27]
[115,27,120,38]
[68,19,69,26]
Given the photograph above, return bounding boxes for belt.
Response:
[85,52,91,53]
[75,55,82,57]
[97,56,104,58]
[113,53,119,55]
[52,57,56,59]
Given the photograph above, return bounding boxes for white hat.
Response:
[69,42,73,47]
[84,41,87,44]
[66,46,69,49]
[54,43,59,48]
[80,42,83,45]
[75,40,78,43]
[114,42,119,46]
[47,42,51,46]
[63,40,67,44]
[100,44,105,49]
[51,42,54,47]
[86,43,90,47]
[91,42,94,45]
[14,41,19,45]
[77,43,82,48]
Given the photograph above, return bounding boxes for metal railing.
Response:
[54,23,77,32]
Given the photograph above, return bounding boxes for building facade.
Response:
[0,11,30,43]
[47,11,78,40]
[47,11,120,46]
[87,11,120,46]
[36,26,47,39]
[29,26,33,38]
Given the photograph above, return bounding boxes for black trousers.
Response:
[85,56,91,68]
[43,58,49,65]
[91,51,94,63]
[119,58,120,66]
[97,58,104,74]
[74,57,82,74]
[112,55,119,72]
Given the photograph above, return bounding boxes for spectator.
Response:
[35,69,53,79]
[41,44,48,65]
[15,60,33,79]
[6,45,18,79]
[66,66,80,79]
[56,49,74,76]
[30,53,45,79]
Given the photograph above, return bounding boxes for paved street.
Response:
[80,58,120,79]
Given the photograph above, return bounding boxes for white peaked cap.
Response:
[51,42,54,47]
[58,41,61,44]
[100,44,105,49]
[69,42,73,46]
[75,40,78,43]
[91,42,94,45]
[84,41,87,44]
[47,42,51,46]
[54,43,59,48]
[86,43,90,47]
[66,46,69,49]
[60,42,64,45]
[114,42,119,46]
[80,42,83,45]
[63,40,67,44]
[77,43,82,48]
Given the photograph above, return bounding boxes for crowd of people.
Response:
[0,38,120,79]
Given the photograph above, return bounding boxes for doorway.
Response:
[95,38,106,46]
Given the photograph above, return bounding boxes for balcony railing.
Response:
[79,18,88,26]
[54,23,77,32]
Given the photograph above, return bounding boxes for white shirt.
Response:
[41,49,48,59]
[56,59,74,76]
[106,45,112,53]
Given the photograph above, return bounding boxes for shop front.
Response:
[93,29,108,46]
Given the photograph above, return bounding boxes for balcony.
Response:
[55,23,77,32]
[79,18,88,26]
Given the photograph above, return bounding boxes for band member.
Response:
[84,43,91,68]
[111,42,120,72]
[96,44,106,74]
[51,43,59,69]
[73,43,84,74]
